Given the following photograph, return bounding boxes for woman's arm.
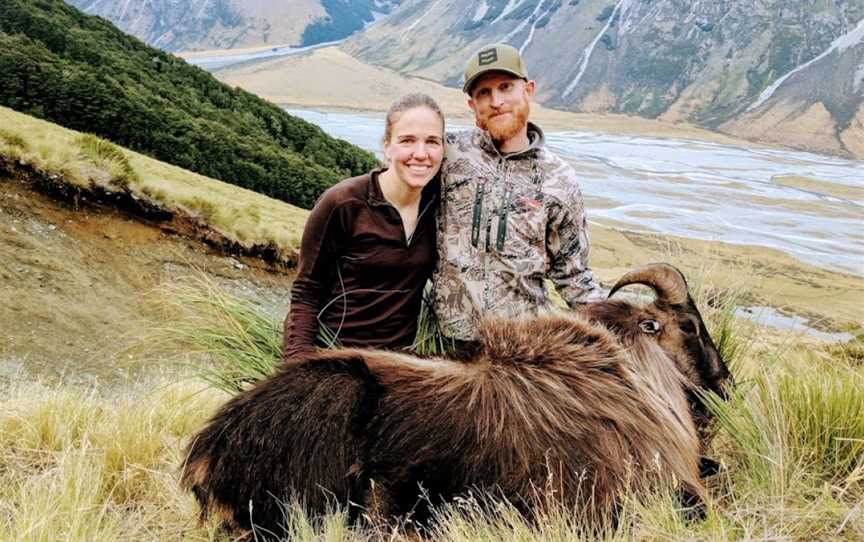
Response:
[282,193,346,362]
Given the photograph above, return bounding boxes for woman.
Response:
[282,94,445,361]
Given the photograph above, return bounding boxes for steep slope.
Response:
[718,19,864,157]
[1,0,378,209]
[0,106,303,382]
[4,106,861,382]
[65,0,401,51]
[343,0,864,157]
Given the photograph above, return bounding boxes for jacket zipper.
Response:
[382,194,435,247]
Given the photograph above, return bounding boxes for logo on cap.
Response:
[478,48,498,66]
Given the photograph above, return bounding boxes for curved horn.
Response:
[607,263,689,305]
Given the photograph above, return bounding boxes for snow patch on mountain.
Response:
[492,0,528,25]
[748,17,864,111]
[504,0,546,44]
[471,1,489,22]
[563,0,635,98]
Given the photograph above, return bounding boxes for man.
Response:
[433,43,602,345]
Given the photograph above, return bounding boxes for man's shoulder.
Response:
[537,148,581,197]
[445,129,484,157]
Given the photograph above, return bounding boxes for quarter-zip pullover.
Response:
[283,169,438,361]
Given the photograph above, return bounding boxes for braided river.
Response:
[289,108,864,278]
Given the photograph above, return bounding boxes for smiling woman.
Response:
[282,94,445,361]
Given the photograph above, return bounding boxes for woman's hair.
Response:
[383,93,445,143]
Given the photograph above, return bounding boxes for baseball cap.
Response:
[463,43,528,95]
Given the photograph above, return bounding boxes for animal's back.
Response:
[361,314,701,518]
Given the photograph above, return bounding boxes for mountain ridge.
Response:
[60,0,864,156]
[65,0,402,51]
[342,0,864,158]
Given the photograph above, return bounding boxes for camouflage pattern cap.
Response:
[463,43,528,95]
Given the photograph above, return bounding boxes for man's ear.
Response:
[525,80,536,100]
[468,97,476,113]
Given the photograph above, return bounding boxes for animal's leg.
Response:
[677,481,706,521]
[362,479,394,525]
[698,455,722,478]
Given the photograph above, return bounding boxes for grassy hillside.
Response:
[0,105,307,257]
[0,0,378,209]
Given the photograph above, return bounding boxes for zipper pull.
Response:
[496,184,511,252]
[471,182,484,248]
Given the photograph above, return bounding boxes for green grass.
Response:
[147,274,283,394]
[0,376,229,541]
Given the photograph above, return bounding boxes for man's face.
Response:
[468,72,535,143]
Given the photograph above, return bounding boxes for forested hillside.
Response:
[0,0,378,208]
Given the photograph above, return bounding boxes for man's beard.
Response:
[477,98,530,143]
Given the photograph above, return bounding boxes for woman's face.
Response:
[383,107,444,191]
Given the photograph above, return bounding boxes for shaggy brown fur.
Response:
[181,264,731,538]
[181,313,710,538]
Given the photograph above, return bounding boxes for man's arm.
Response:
[546,188,604,307]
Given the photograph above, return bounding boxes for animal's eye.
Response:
[639,319,661,334]
[679,320,697,334]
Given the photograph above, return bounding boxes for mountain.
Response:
[343,0,864,157]
[65,0,401,51]
[0,0,378,209]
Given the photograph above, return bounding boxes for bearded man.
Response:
[433,43,602,348]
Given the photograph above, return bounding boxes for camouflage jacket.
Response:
[432,123,601,341]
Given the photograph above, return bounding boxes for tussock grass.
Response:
[0,127,28,152]
[147,273,283,394]
[708,348,864,492]
[75,133,140,189]
[0,375,228,541]
[3,305,862,540]
[0,106,307,258]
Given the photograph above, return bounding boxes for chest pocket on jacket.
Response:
[500,184,545,257]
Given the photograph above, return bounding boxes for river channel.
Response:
[288,108,864,278]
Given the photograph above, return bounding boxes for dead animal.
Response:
[181,263,731,538]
